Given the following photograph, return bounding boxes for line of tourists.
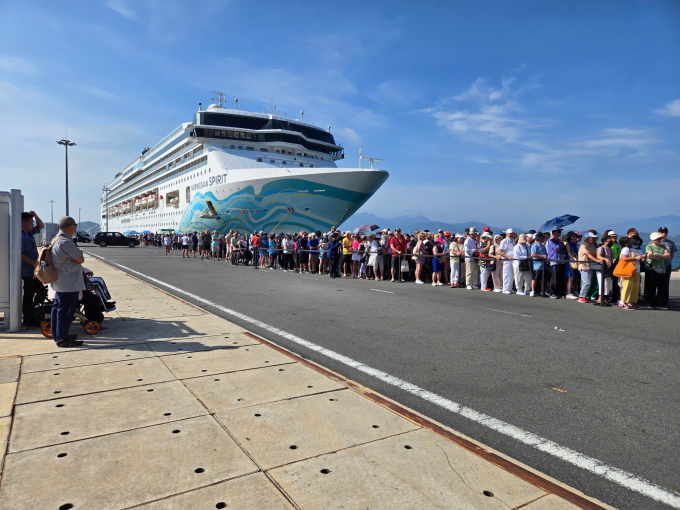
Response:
[150,225,676,310]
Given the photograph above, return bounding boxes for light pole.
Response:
[49,200,54,224]
[78,206,81,225]
[56,138,76,216]
[103,186,111,232]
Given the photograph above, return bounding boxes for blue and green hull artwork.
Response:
[178,178,382,234]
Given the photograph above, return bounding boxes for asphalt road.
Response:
[83,245,680,510]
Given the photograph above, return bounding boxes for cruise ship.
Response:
[100,98,388,235]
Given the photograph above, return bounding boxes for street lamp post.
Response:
[78,206,81,225]
[56,138,76,216]
[103,186,111,232]
[49,200,54,224]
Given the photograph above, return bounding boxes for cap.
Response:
[469,227,478,234]
[481,232,491,238]
[435,237,444,243]
[444,231,451,236]
[438,229,444,233]
[505,228,515,234]
[58,216,76,229]
[650,232,663,241]
[608,231,617,236]
[527,229,536,234]
[483,227,491,232]
[551,227,563,232]
[584,232,598,239]
[454,233,463,238]
[658,227,668,233]
[382,228,388,232]
[395,227,401,232]
[574,231,582,236]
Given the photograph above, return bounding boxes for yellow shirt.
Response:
[343,238,353,255]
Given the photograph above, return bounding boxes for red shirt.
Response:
[390,236,407,256]
[252,235,259,247]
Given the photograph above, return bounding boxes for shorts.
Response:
[211,245,219,253]
[192,244,198,251]
[391,256,402,270]
[565,264,576,278]
[343,254,352,265]
[259,249,267,257]
[533,269,543,281]
[299,253,309,263]
[202,245,210,251]
[182,244,189,250]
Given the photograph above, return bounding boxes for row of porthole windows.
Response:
[161,167,211,190]
[256,158,316,167]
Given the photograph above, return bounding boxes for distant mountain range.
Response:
[339,213,513,235]
[340,213,680,237]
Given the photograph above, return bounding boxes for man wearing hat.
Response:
[464,227,480,289]
[499,229,517,293]
[658,227,676,307]
[50,216,86,347]
[547,228,567,299]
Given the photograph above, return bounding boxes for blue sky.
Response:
[1,0,678,229]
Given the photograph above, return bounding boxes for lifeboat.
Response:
[135,198,141,211]
[148,194,156,207]
[141,196,148,208]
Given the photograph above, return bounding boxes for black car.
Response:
[94,232,141,248]
[76,233,91,243]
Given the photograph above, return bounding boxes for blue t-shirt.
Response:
[308,238,319,252]
[191,234,199,245]
[269,239,277,254]
[547,238,566,264]
[21,226,39,278]
[531,243,547,271]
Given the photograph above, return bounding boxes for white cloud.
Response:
[654,99,680,117]
[369,80,416,106]
[105,0,139,21]
[0,55,38,75]
[81,86,117,101]
[336,127,361,146]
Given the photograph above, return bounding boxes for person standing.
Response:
[449,234,465,288]
[645,232,671,309]
[21,211,45,327]
[499,229,517,294]
[164,234,172,255]
[390,228,408,282]
[618,236,645,310]
[50,217,85,347]
[478,232,492,291]
[328,232,341,278]
[488,235,503,292]
[577,232,609,303]
[181,233,190,258]
[191,232,199,258]
[463,228,480,289]
[308,233,320,274]
[530,233,548,296]
[513,234,532,295]
[547,229,567,299]
[657,227,676,309]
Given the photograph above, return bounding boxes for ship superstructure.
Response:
[100,99,388,234]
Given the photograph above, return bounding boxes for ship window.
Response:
[257,158,263,162]
[281,160,286,165]
[186,186,190,202]
[238,146,243,150]
[270,160,275,163]
[231,145,235,149]
[300,163,303,167]
[260,148,268,152]
[246,147,254,150]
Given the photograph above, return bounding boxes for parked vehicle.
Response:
[93,232,140,248]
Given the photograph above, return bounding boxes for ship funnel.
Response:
[235,98,238,110]
[300,111,304,121]
[327,126,331,132]
[199,102,202,111]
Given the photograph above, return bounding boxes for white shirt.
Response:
[500,238,516,257]
[463,237,479,257]
[181,235,190,245]
[370,240,381,254]
[164,237,172,246]
[513,243,530,260]
[621,247,641,272]
[283,239,295,254]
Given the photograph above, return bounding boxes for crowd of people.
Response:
[151,224,676,310]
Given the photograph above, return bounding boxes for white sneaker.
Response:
[400,279,405,282]
[566,294,578,300]
[390,278,395,282]
[502,290,513,294]
[467,285,473,290]
[517,291,526,296]
[416,280,424,284]
[436,282,443,286]
[493,289,502,293]
[529,291,535,297]
[432,282,436,286]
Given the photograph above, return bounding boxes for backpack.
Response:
[34,237,70,284]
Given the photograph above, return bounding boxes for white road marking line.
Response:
[370,289,394,294]
[88,254,680,507]
[488,308,532,318]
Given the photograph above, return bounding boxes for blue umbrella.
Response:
[124,230,139,235]
[538,215,579,233]
[141,230,153,234]
[354,223,380,234]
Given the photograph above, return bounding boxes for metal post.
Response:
[57,139,76,217]
[103,186,110,232]
[8,189,24,332]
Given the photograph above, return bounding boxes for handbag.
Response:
[368,253,377,266]
[400,259,409,273]
[486,260,497,271]
[613,259,635,278]
[518,245,531,272]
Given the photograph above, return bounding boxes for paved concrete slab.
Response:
[269,428,547,509]
[0,357,20,383]
[148,333,260,356]
[218,389,420,470]
[0,382,17,417]
[117,310,208,320]
[0,416,258,510]
[92,314,246,343]
[21,343,156,373]
[0,335,69,357]
[162,344,294,380]
[10,380,208,452]
[522,494,580,509]
[136,473,292,509]
[15,357,175,404]
[184,362,345,412]
[0,416,10,475]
